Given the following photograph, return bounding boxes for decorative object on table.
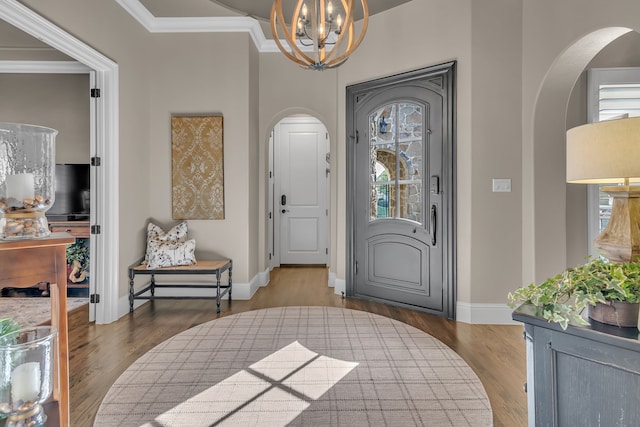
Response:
[270,0,369,70]
[566,117,640,263]
[143,221,196,269]
[171,115,224,220]
[0,123,58,240]
[66,238,90,284]
[0,326,56,427]
[508,258,640,329]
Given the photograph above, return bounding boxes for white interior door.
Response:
[275,118,328,265]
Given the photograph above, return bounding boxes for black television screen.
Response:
[47,163,90,217]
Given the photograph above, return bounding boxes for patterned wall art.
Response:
[171,114,224,220]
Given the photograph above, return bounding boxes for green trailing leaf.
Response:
[0,318,20,338]
[508,258,640,330]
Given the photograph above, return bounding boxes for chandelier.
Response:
[270,0,369,70]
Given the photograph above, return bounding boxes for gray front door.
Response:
[347,63,455,317]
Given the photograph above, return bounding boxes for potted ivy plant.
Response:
[508,258,640,329]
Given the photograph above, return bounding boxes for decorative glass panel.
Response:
[369,102,424,224]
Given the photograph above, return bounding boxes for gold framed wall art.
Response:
[171,114,224,220]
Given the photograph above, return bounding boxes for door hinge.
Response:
[326,209,328,216]
[90,294,100,304]
[269,212,272,220]
[91,156,101,166]
[90,88,101,98]
[355,261,359,274]
[91,225,101,235]
[356,130,360,144]
[326,248,328,255]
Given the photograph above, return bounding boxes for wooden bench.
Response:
[128,259,232,313]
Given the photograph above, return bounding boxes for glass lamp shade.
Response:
[0,326,56,427]
[0,123,58,239]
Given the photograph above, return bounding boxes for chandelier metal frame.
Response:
[270,0,369,70]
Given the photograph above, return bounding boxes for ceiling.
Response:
[0,0,412,52]
[141,0,412,21]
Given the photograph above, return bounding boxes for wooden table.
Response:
[0,233,74,427]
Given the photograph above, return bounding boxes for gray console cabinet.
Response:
[513,305,640,427]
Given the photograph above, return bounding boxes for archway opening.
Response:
[530,27,633,283]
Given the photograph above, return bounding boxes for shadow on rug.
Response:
[96,306,492,427]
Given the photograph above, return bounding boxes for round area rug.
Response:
[95,307,492,426]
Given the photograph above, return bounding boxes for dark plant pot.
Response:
[588,301,640,328]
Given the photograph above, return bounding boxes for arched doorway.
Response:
[268,115,330,267]
[530,27,633,283]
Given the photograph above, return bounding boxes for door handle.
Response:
[282,209,289,214]
[430,205,437,246]
[281,194,287,206]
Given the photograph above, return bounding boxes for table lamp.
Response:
[566,117,640,263]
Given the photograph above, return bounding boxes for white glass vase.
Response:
[0,122,58,239]
[0,326,56,427]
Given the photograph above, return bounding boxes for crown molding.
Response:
[0,0,117,70]
[116,0,285,53]
[0,60,91,73]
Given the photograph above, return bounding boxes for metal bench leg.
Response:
[128,270,135,313]
[215,270,221,313]
[228,266,232,302]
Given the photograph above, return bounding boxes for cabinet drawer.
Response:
[49,222,90,238]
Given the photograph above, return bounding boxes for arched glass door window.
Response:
[369,102,424,224]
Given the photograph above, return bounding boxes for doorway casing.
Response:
[268,115,331,269]
[0,0,120,324]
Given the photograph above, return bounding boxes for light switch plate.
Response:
[492,178,512,193]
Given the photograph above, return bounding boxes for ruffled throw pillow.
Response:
[146,239,197,270]
[144,221,197,269]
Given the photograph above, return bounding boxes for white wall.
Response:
[0,73,90,163]
[146,32,256,283]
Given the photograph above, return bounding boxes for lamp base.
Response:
[594,186,640,263]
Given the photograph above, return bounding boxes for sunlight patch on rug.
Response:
[143,341,357,426]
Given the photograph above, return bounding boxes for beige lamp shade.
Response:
[566,117,640,184]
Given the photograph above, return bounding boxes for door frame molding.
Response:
[345,62,456,318]
[0,0,120,323]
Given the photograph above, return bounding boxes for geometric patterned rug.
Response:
[95,307,492,426]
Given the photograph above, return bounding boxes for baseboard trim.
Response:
[333,278,346,296]
[328,271,336,287]
[456,302,519,325]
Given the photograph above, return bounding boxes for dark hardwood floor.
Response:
[68,267,527,426]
